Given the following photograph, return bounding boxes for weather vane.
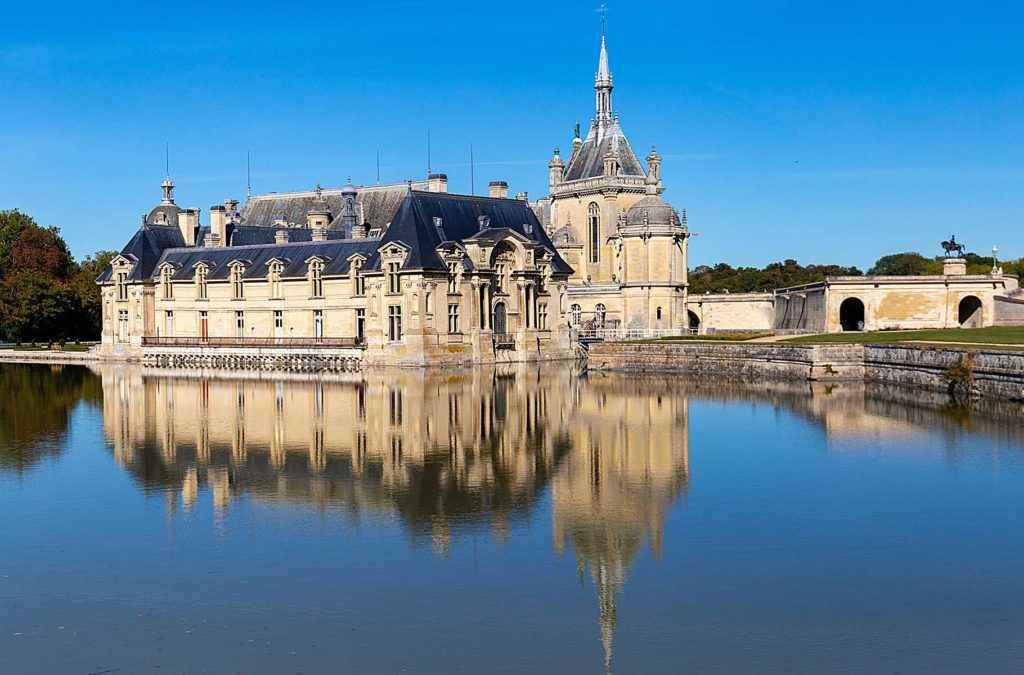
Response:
[599,3,607,34]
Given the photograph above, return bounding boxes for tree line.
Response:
[690,251,1023,295]
[0,209,116,343]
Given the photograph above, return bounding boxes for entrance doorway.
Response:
[839,298,865,332]
[958,296,983,328]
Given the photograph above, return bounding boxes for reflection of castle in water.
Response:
[99,365,691,669]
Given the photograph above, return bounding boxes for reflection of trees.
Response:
[0,363,101,475]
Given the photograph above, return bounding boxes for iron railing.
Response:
[492,333,516,348]
[576,327,699,341]
[142,337,366,349]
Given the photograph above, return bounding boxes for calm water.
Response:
[2,363,1024,674]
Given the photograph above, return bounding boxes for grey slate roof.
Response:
[371,191,572,275]
[239,181,425,229]
[96,224,186,282]
[154,239,383,281]
[101,191,573,284]
[563,119,645,182]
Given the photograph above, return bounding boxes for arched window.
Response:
[309,260,323,298]
[231,265,244,300]
[595,303,606,328]
[570,303,582,327]
[588,203,600,264]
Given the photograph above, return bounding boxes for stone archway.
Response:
[687,310,700,333]
[839,297,865,332]
[958,295,983,328]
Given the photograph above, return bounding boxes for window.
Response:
[160,267,173,300]
[447,262,459,294]
[537,266,547,295]
[387,261,401,294]
[117,309,129,341]
[235,311,244,338]
[588,202,600,264]
[309,260,323,298]
[199,310,209,341]
[355,308,366,342]
[313,309,323,341]
[269,262,283,299]
[570,304,582,327]
[656,306,663,322]
[231,265,244,299]
[195,266,208,300]
[388,305,403,341]
[165,310,174,337]
[448,303,460,333]
[538,304,548,330]
[273,310,283,339]
[595,303,606,328]
[351,258,365,296]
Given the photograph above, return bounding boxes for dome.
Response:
[147,203,183,226]
[551,224,583,247]
[624,195,680,228]
[341,177,357,197]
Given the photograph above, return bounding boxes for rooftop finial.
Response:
[246,150,252,198]
[595,18,613,122]
[599,3,607,36]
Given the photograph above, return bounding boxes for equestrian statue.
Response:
[941,235,965,258]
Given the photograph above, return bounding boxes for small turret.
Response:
[646,144,662,190]
[340,177,358,237]
[548,146,565,190]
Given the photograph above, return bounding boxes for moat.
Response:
[2,362,1024,674]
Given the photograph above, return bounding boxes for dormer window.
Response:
[447,261,459,294]
[268,261,283,299]
[309,260,324,298]
[387,261,401,294]
[351,258,365,296]
[115,270,128,301]
[160,267,173,300]
[195,266,208,300]
[231,265,244,300]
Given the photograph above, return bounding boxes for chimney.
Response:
[275,230,290,245]
[351,223,368,239]
[205,232,221,248]
[224,198,239,219]
[178,208,199,247]
[478,215,490,231]
[427,173,448,193]
[515,191,528,201]
[311,226,327,242]
[210,205,227,247]
[488,181,508,199]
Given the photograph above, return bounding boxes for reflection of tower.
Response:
[552,382,690,672]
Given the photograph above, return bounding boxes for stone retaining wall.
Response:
[0,349,99,364]
[587,341,1024,400]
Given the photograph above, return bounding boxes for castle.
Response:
[97,27,1023,364]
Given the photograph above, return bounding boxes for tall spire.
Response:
[595,22,613,123]
[161,142,175,204]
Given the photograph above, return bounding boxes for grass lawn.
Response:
[0,344,94,352]
[620,332,773,344]
[782,326,1024,347]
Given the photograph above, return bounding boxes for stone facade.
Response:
[775,267,1020,333]
[97,185,575,366]
[588,341,1024,401]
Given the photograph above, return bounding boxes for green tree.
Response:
[70,250,117,340]
[867,252,941,276]
[0,209,37,278]
[0,269,75,342]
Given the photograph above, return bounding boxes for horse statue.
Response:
[941,234,965,258]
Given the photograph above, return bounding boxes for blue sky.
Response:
[1,0,1021,269]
